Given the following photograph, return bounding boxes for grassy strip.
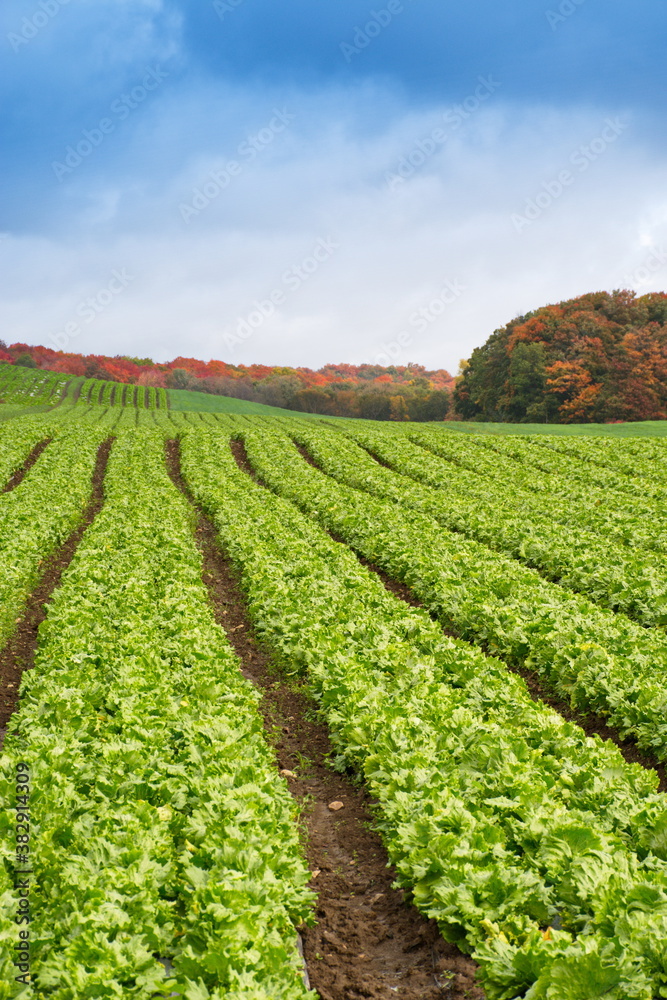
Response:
[0,405,53,424]
[440,419,667,437]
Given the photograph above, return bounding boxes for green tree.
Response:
[499,341,548,421]
[292,388,335,414]
[357,391,391,420]
[453,327,514,419]
[15,352,36,368]
[167,368,194,390]
[407,390,450,421]
[389,395,409,421]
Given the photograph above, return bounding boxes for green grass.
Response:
[167,388,321,417]
[436,420,667,437]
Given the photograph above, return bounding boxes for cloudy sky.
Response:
[1,1,666,373]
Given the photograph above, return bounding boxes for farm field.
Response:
[2,399,667,998]
[0,363,322,419]
[167,387,318,417]
[440,420,667,437]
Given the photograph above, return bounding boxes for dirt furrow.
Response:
[0,437,114,744]
[166,437,483,1000]
[1,438,52,494]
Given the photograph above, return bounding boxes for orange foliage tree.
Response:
[455,290,667,423]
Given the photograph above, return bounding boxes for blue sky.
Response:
[1,0,666,372]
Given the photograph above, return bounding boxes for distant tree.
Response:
[121,355,154,367]
[358,391,391,420]
[454,326,513,420]
[254,375,301,408]
[498,342,548,421]
[389,395,409,421]
[200,375,256,399]
[331,389,360,418]
[167,368,195,390]
[84,359,104,379]
[15,352,36,368]
[137,368,167,388]
[407,389,450,421]
[292,388,335,414]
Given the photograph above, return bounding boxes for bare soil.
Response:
[166,438,484,1000]
[0,437,113,745]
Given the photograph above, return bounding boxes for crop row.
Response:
[49,405,178,433]
[396,426,667,552]
[99,381,118,407]
[595,435,667,472]
[179,423,667,999]
[0,418,52,494]
[293,421,667,627]
[71,377,169,410]
[0,366,72,407]
[0,428,314,999]
[460,431,667,503]
[535,434,667,486]
[0,424,108,651]
[239,422,667,761]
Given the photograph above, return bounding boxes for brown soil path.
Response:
[166,438,484,1000]
[0,437,114,745]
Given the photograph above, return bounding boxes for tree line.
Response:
[0,342,453,421]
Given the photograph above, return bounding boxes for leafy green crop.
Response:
[244,421,667,761]
[538,433,667,486]
[4,405,667,997]
[0,420,51,493]
[0,365,73,407]
[0,425,108,650]
[180,423,667,999]
[0,428,314,999]
[280,420,667,627]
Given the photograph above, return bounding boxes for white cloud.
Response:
[1,79,666,373]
